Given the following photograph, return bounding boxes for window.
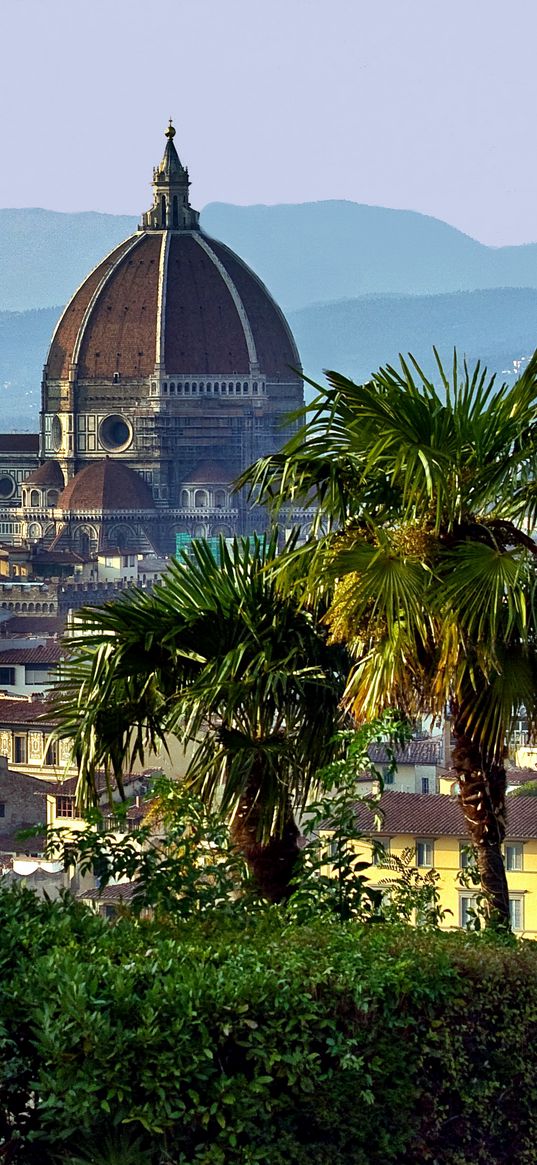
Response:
[505,843,523,872]
[460,894,478,928]
[0,668,15,685]
[372,840,389,866]
[383,769,394,785]
[56,795,75,818]
[30,489,40,507]
[25,666,54,685]
[0,802,5,818]
[45,741,59,766]
[420,777,430,795]
[13,735,27,764]
[459,843,474,869]
[509,896,524,931]
[416,839,434,867]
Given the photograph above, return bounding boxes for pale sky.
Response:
[2,0,537,245]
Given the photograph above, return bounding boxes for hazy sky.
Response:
[2,0,537,245]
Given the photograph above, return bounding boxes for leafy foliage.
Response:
[0,886,535,1165]
[240,352,537,759]
[52,534,346,847]
[44,777,258,920]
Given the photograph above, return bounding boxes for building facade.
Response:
[1,123,304,557]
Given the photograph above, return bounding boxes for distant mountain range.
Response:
[2,288,536,428]
[2,201,537,426]
[4,201,537,315]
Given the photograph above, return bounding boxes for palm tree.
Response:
[240,352,537,925]
[53,534,345,901]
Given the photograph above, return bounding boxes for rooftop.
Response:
[347,790,537,842]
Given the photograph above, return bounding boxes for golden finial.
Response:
[165,118,176,139]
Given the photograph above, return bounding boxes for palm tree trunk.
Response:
[451,721,510,926]
[230,777,300,903]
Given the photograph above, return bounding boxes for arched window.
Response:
[194,490,208,509]
[172,195,179,228]
[47,490,59,507]
[169,382,175,394]
[215,490,226,509]
[30,490,40,507]
[160,195,166,227]
[181,490,190,507]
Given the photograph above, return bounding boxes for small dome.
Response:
[184,460,232,485]
[58,459,155,512]
[24,461,65,488]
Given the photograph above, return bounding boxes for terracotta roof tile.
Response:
[0,644,63,664]
[77,235,161,380]
[165,234,250,374]
[348,789,537,842]
[208,239,302,380]
[369,739,443,766]
[47,237,137,380]
[23,461,65,488]
[58,459,155,512]
[0,696,55,724]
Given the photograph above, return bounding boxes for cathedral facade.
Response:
[1,124,303,556]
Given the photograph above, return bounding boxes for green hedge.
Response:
[1,886,537,1164]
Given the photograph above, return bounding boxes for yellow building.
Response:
[333,790,537,937]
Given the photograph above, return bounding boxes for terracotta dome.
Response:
[58,459,155,512]
[24,461,65,488]
[46,211,301,384]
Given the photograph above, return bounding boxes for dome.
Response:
[47,232,300,382]
[24,461,65,488]
[45,125,301,385]
[58,459,155,512]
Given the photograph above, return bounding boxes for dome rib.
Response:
[155,232,171,368]
[46,236,137,381]
[193,234,258,369]
[72,232,148,372]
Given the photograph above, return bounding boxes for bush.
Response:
[1,886,537,1164]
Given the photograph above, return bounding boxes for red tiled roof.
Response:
[208,239,302,380]
[44,229,301,384]
[47,237,138,380]
[0,696,55,724]
[369,739,443,766]
[77,235,161,380]
[23,460,65,488]
[58,459,155,512]
[0,644,63,665]
[0,832,46,856]
[79,881,138,903]
[348,789,537,842]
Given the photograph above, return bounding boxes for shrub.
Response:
[1,886,536,1164]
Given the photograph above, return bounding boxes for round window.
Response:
[51,415,63,452]
[99,414,132,452]
[0,475,15,499]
